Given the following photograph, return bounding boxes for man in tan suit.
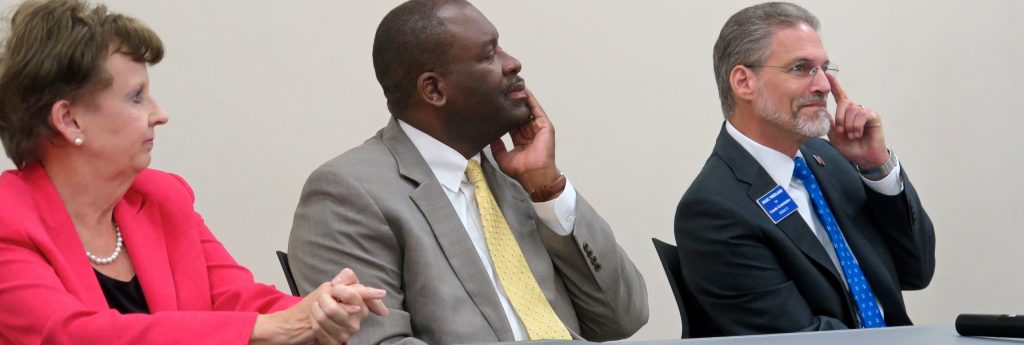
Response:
[287,0,648,344]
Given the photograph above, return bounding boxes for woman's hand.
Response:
[250,268,387,345]
[310,268,388,345]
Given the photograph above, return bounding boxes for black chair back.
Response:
[652,238,720,338]
[276,251,300,297]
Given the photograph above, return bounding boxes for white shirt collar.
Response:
[725,120,804,188]
[398,119,480,194]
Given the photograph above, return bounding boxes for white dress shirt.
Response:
[725,121,902,319]
[399,120,578,340]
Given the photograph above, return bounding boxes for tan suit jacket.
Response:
[288,118,648,344]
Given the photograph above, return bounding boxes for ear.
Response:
[417,72,446,108]
[730,65,757,103]
[49,100,83,145]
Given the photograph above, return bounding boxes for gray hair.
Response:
[712,2,819,118]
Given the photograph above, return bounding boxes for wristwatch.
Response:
[857,148,898,181]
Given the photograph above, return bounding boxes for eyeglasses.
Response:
[746,62,839,78]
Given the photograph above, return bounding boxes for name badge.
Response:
[757,186,798,224]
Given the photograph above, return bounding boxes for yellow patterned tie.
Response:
[465,160,572,340]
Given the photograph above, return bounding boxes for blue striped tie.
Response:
[793,157,886,328]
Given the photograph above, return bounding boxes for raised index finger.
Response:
[826,72,848,104]
[331,268,358,286]
[524,88,548,121]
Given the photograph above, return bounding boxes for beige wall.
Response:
[1,0,1021,340]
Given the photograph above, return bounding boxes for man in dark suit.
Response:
[287,0,648,344]
[674,2,935,336]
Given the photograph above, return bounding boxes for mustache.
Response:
[796,94,827,108]
[502,76,526,94]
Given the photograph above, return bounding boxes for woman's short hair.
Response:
[0,0,164,169]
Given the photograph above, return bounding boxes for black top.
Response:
[94,269,150,314]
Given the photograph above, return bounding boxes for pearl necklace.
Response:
[86,222,123,265]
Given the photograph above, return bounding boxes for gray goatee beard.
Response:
[756,93,831,138]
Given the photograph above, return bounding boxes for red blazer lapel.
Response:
[22,165,108,310]
[116,189,177,312]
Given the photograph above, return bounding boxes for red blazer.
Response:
[0,165,301,344]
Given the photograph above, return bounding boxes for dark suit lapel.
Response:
[801,146,856,222]
[801,142,900,313]
[116,189,177,312]
[382,119,514,340]
[713,126,842,283]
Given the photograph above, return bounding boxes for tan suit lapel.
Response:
[481,156,578,338]
[381,119,515,340]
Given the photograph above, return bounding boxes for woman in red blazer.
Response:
[0,1,386,344]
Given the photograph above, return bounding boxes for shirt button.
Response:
[564,214,574,223]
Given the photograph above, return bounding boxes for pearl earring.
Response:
[73,137,83,146]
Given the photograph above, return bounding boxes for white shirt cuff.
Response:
[532,179,578,236]
[861,161,904,196]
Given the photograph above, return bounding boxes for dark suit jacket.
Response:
[673,125,935,336]
[288,118,648,344]
[0,165,300,344]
